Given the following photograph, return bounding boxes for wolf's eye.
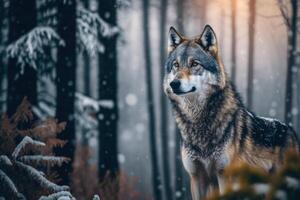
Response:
[172,62,179,69]
[191,61,199,68]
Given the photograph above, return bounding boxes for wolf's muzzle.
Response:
[170,79,196,95]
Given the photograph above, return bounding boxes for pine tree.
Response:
[0,98,69,199]
[247,0,256,109]
[83,0,91,98]
[97,0,119,181]
[199,0,207,28]
[159,0,172,199]
[142,0,162,199]
[277,0,298,125]
[55,0,77,186]
[230,0,237,84]
[81,0,91,147]
[7,0,37,116]
[0,0,7,112]
[174,0,186,199]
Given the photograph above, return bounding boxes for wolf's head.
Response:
[164,25,226,100]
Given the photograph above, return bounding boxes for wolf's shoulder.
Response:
[249,113,297,148]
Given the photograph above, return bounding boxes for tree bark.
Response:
[83,0,91,97]
[142,0,162,199]
[231,0,237,84]
[219,4,225,56]
[285,0,298,125]
[0,0,5,111]
[97,0,119,180]
[199,0,207,28]
[174,0,185,199]
[55,0,77,185]
[297,68,300,134]
[159,0,172,199]
[247,0,256,109]
[7,0,37,116]
[82,0,91,147]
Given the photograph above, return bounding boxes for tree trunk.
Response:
[231,0,237,84]
[7,0,37,116]
[297,69,300,135]
[55,0,77,185]
[97,0,119,180]
[82,0,91,147]
[247,0,256,109]
[142,0,162,199]
[83,0,91,97]
[159,0,172,199]
[174,0,185,199]
[83,54,91,97]
[0,0,5,111]
[177,0,184,33]
[199,0,207,28]
[219,4,225,56]
[285,0,298,125]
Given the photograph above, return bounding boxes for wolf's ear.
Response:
[168,27,183,53]
[197,25,218,57]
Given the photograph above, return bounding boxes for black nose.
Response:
[170,79,181,90]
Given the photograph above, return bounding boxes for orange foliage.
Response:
[0,98,69,199]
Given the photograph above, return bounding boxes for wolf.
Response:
[163,25,299,200]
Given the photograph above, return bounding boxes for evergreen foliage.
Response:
[5,6,119,76]
[6,27,64,75]
[206,150,300,200]
[77,6,119,56]
[0,98,70,199]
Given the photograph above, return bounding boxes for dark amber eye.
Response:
[173,62,179,69]
[191,61,199,67]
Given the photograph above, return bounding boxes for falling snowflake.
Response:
[292,108,298,116]
[125,93,138,106]
[117,153,126,164]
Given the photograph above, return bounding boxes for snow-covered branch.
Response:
[39,191,75,200]
[0,155,12,166]
[0,169,19,197]
[77,7,119,38]
[116,0,131,8]
[19,155,69,168]
[92,195,101,200]
[15,161,69,193]
[6,27,64,73]
[76,92,114,111]
[12,136,46,159]
[77,7,119,56]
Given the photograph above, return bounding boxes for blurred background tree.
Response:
[7,0,37,116]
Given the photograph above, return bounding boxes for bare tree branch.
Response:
[277,0,292,28]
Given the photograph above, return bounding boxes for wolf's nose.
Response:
[170,79,181,90]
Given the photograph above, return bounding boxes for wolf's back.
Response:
[249,116,299,150]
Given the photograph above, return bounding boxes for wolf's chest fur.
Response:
[172,84,238,160]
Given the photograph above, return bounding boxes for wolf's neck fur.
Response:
[171,80,243,158]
